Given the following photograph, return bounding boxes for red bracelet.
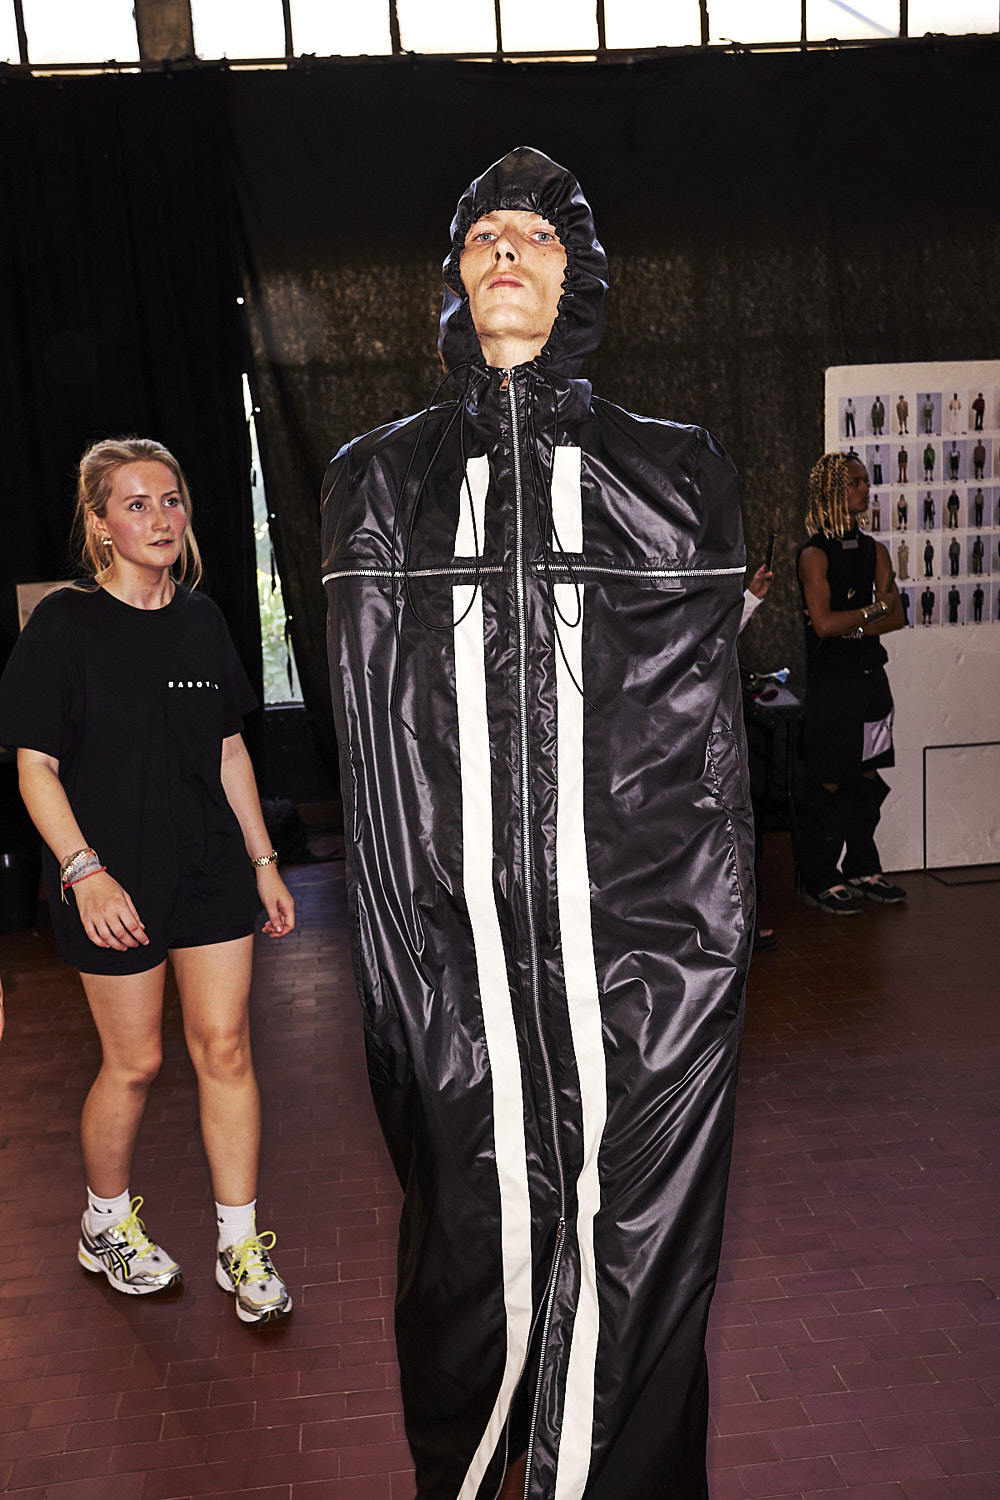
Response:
[63,866,107,891]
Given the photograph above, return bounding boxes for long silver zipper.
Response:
[503,368,567,1500]
[505,367,566,1219]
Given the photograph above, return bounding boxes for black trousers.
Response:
[799,666,894,895]
[799,774,889,894]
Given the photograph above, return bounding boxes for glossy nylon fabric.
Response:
[321,148,754,1500]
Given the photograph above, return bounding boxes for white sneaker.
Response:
[216,1225,292,1324]
[78,1196,182,1295]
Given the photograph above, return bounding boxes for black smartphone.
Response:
[764,533,777,572]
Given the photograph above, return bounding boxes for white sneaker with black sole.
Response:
[77,1196,182,1295]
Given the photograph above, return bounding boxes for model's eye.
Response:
[533,231,556,243]
[469,228,496,245]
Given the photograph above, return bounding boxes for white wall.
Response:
[880,625,1000,870]
[826,360,1000,871]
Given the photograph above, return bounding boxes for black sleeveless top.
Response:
[798,528,888,673]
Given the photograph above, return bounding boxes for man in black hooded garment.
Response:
[321,148,753,1500]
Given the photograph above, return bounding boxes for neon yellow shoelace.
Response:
[116,1196,157,1259]
[229,1230,278,1285]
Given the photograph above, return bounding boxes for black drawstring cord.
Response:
[402,369,488,631]
[389,362,488,736]
[450,383,486,629]
[524,369,594,709]
[388,359,595,735]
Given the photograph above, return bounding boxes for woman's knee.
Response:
[188,1027,252,1083]
[102,1049,162,1090]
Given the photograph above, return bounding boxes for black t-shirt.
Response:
[798,529,888,674]
[0,583,257,937]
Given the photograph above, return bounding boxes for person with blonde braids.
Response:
[796,453,906,914]
[0,438,295,1322]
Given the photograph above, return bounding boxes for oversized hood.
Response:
[439,146,609,379]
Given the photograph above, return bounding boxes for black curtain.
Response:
[0,70,260,719]
[231,36,1000,717]
[2,39,998,778]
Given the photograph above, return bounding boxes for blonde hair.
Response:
[72,437,203,587]
[805,451,860,539]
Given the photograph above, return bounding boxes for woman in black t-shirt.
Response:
[0,438,296,1324]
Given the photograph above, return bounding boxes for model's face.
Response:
[92,461,187,569]
[460,209,567,357]
[845,459,870,516]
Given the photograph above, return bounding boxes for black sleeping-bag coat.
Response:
[321,148,754,1500]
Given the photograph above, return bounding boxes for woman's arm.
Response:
[219,733,296,938]
[16,749,148,951]
[798,545,900,639]
[869,542,905,635]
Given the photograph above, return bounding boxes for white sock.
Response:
[85,1187,131,1237]
[216,1199,256,1251]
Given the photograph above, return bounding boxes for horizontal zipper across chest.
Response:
[322,562,745,584]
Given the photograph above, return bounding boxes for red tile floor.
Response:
[0,834,998,1499]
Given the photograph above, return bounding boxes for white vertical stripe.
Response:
[453,584,535,1500]
[553,583,607,1500]
[455,453,490,557]
[551,446,583,553]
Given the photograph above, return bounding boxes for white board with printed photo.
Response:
[826,361,1000,870]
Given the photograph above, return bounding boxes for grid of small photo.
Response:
[836,385,999,628]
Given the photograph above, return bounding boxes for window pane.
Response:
[1,2,20,62]
[291,0,391,55]
[606,0,700,48]
[20,0,138,63]
[500,0,598,52]
[244,377,304,706]
[807,0,899,40]
[708,0,801,43]
[398,0,496,52]
[908,0,997,33]
[191,0,285,59]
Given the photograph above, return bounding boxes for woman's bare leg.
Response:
[171,935,260,1207]
[79,963,167,1197]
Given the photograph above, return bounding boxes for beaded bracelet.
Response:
[60,846,95,885]
[62,850,105,902]
[250,850,279,868]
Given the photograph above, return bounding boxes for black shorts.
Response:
[49,859,261,977]
[803,666,895,785]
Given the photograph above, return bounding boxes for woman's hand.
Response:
[748,564,774,600]
[256,865,296,938]
[72,871,148,950]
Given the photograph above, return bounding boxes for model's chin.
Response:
[473,306,548,340]
[475,299,533,325]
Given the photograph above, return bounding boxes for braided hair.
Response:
[805,451,861,538]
